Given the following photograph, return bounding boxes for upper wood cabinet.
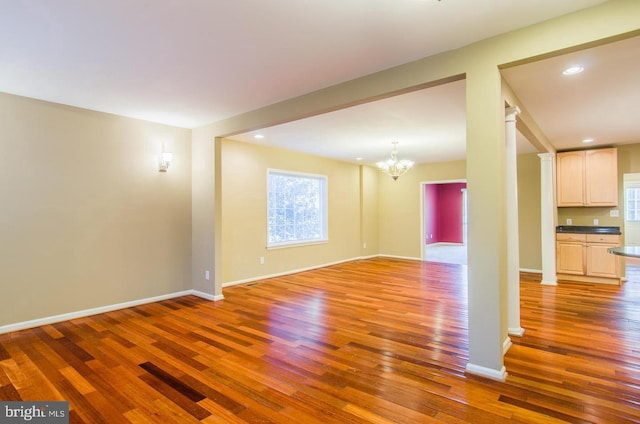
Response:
[557,148,618,207]
[557,151,585,206]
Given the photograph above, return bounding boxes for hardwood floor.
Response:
[1,257,639,423]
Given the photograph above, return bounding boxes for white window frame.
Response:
[266,169,328,249]
[626,186,640,222]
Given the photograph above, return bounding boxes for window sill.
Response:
[266,240,328,250]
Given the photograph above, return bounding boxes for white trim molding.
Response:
[503,336,513,354]
[222,257,364,288]
[508,327,525,337]
[221,255,416,288]
[192,291,224,302]
[0,289,223,335]
[465,363,508,382]
[378,254,422,261]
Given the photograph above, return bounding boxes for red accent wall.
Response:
[424,184,438,244]
[438,183,466,243]
[424,182,466,245]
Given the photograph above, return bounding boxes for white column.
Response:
[539,153,558,285]
[505,106,524,339]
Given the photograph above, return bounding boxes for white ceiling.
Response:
[232,80,469,165]
[4,0,633,165]
[233,34,640,165]
[501,35,640,152]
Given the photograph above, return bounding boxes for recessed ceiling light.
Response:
[582,138,595,143]
[563,65,584,76]
[355,157,363,161]
[254,134,264,139]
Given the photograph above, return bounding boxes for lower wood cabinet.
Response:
[556,235,585,275]
[556,233,622,284]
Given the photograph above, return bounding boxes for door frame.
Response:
[623,173,640,246]
[420,178,467,261]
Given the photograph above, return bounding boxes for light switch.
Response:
[593,218,599,225]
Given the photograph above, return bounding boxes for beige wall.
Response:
[191,127,216,295]
[218,143,542,271]
[517,153,542,270]
[0,92,192,326]
[378,160,466,258]
[360,165,379,256]
[220,139,362,283]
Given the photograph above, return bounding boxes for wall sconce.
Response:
[159,151,173,172]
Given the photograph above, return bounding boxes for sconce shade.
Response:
[159,151,173,172]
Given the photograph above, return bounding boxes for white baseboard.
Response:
[508,327,525,337]
[0,289,222,335]
[465,363,508,382]
[377,254,422,261]
[192,290,224,302]
[503,337,513,355]
[221,254,423,288]
[359,254,379,260]
[426,242,464,246]
[519,268,542,274]
[222,256,372,288]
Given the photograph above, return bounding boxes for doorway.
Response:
[422,181,468,265]
[624,173,640,246]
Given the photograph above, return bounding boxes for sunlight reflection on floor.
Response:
[424,243,467,265]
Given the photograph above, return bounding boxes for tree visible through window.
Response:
[626,187,640,221]
[267,169,328,247]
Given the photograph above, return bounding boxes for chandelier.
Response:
[376,141,414,181]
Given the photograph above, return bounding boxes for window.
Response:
[267,169,328,248]
[626,187,640,221]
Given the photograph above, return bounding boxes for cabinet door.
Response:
[585,148,618,206]
[586,243,621,278]
[557,151,585,206]
[556,242,585,275]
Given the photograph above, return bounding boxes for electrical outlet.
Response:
[610,210,619,217]
[363,242,367,249]
[593,218,599,225]
[205,270,210,281]
[259,256,264,265]
[566,218,572,225]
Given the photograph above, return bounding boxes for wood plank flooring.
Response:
[1,257,639,423]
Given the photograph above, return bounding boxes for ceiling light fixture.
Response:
[376,141,414,181]
[582,138,595,143]
[254,134,265,139]
[562,65,584,76]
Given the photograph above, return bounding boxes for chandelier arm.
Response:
[376,141,414,181]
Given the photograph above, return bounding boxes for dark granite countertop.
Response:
[556,225,621,235]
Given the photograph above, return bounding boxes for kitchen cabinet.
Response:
[556,231,622,284]
[557,148,618,207]
[586,234,622,278]
[556,233,585,275]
